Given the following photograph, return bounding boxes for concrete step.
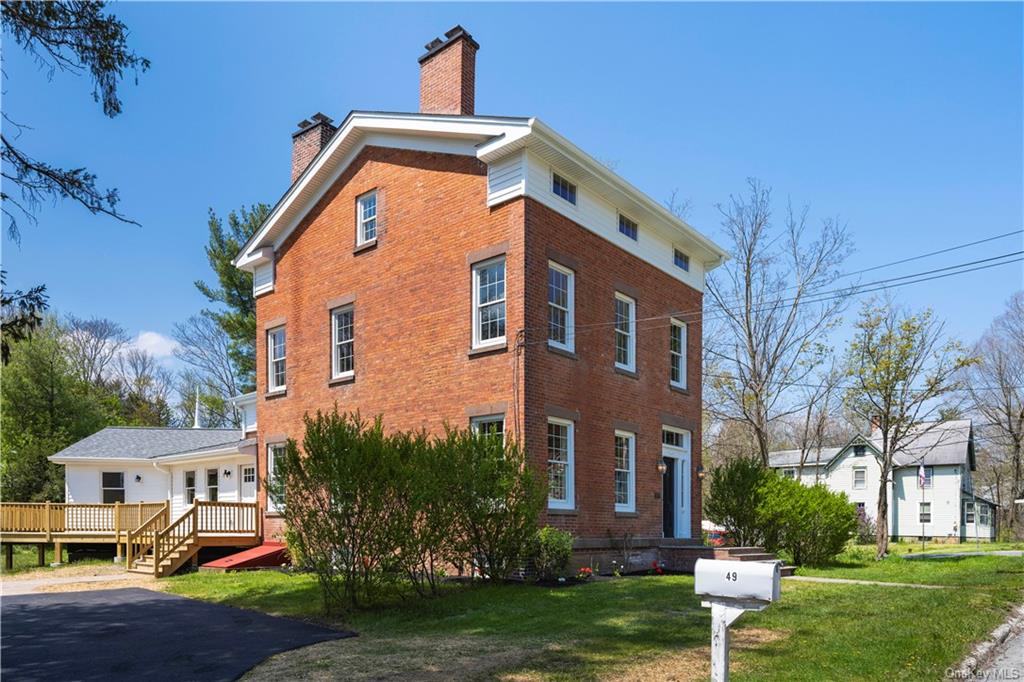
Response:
[780,565,796,577]
[720,547,767,556]
[734,552,778,562]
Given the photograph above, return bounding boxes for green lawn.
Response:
[166,553,1023,681]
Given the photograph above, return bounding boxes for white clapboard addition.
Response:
[695,558,782,682]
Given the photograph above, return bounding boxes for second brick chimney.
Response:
[419,25,479,116]
[291,112,337,182]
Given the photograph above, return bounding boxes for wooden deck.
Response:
[1,501,261,576]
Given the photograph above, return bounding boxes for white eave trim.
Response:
[49,456,149,465]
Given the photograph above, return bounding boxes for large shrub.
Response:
[705,459,856,566]
[269,410,543,613]
[758,475,857,566]
[532,526,574,581]
[704,457,769,547]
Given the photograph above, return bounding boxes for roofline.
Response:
[49,456,148,465]
[233,111,728,269]
[154,444,256,464]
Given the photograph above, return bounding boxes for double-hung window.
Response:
[669,318,687,389]
[964,501,976,524]
[919,502,931,524]
[267,326,286,392]
[547,418,575,510]
[618,214,638,241]
[547,262,575,352]
[853,468,866,490]
[614,431,636,512]
[471,415,505,442]
[357,190,377,244]
[552,173,577,205]
[782,468,796,480]
[184,470,196,505]
[472,256,506,348]
[101,472,125,504]
[980,504,991,526]
[206,468,219,502]
[614,292,636,372]
[267,443,286,512]
[331,306,355,379]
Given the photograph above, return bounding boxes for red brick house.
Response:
[233,26,727,559]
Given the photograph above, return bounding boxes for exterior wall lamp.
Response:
[135,474,143,483]
[696,465,706,481]
[657,460,668,475]
[223,469,232,478]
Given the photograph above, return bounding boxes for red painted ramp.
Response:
[200,543,289,572]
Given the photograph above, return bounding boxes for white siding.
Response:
[892,466,962,540]
[253,261,275,296]
[487,150,526,205]
[166,457,253,518]
[64,463,170,504]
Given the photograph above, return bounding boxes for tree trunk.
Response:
[875,474,889,559]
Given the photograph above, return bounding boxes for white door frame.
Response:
[240,463,257,502]
[662,427,692,539]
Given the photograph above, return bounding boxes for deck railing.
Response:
[0,501,168,539]
[125,506,171,567]
[151,501,259,570]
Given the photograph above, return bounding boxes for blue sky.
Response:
[3,2,1022,361]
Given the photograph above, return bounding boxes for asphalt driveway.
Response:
[1,587,351,681]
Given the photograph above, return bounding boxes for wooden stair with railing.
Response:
[126,501,260,578]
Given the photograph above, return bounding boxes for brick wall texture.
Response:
[291,120,338,183]
[255,146,702,543]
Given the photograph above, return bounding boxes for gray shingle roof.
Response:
[767,420,974,470]
[49,427,246,461]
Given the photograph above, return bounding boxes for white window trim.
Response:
[471,255,507,349]
[614,292,637,372]
[267,326,286,393]
[547,260,575,353]
[782,468,796,480]
[673,247,690,272]
[267,443,284,512]
[242,465,256,484]
[853,467,867,490]
[919,502,931,524]
[356,190,378,245]
[184,470,196,505]
[547,417,575,510]
[101,471,125,504]
[614,430,636,513]
[964,501,976,524]
[206,468,219,502]
[331,305,355,380]
[919,466,934,489]
[618,213,639,241]
[662,425,691,453]
[670,317,687,389]
[470,414,505,440]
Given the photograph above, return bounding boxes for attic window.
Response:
[552,173,577,205]
[673,249,690,272]
[618,214,638,241]
[854,445,866,457]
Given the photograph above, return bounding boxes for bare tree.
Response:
[788,363,848,480]
[171,315,241,428]
[114,347,174,426]
[965,292,1024,534]
[705,178,853,465]
[62,315,130,387]
[844,298,975,558]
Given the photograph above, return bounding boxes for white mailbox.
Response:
[695,558,781,604]
[695,559,783,682]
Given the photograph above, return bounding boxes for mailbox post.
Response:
[695,558,782,682]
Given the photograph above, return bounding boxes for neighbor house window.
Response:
[267,444,286,512]
[964,501,976,524]
[614,431,636,512]
[184,470,196,505]
[267,326,286,392]
[472,256,506,348]
[856,502,866,517]
[614,293,636,372]
[471,415,505,441]
[618,214,638,241]
[331,305,355,379]
[980,504,991,526]
[206,468,219,502]
[673,248,690,271]
[853,468,866,490]
[552,173,576,205]
[919,466,934,489]
[547,262,575,352]
[919,502,931,524]
[782,468,796,480]
[101,472,125,504]
[854,445,866,457]
[547,418,574,509]
[357,190,377,244]
[670,318,687,389]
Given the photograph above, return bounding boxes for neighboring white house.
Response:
[48,393,259,520]
[767,420,997,542]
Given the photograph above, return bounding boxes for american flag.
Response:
[918,465,926,488]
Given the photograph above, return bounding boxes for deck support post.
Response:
[3,543,11,570]
[52,542,63,567]
[114,501,122,563]
[37,543,46,566]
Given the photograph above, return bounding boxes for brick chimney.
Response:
[418,25,479,116]
[291,112,337,182]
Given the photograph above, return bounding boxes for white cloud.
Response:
[133,331,179,359]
